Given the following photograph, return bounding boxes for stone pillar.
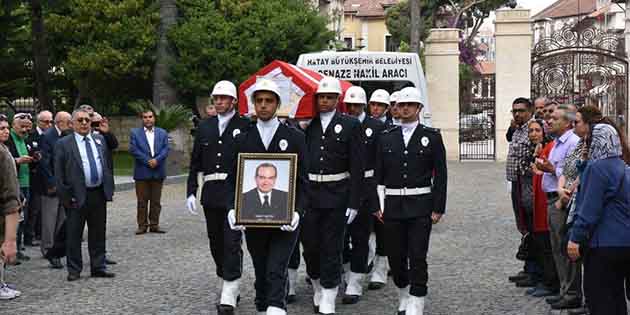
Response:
[425,28,460,160]
[495,8,532,161]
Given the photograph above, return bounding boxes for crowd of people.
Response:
[506,97,630,315]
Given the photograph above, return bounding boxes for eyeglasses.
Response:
[40,120,53,124]
[543,109,554,113]
[76,118,91,123]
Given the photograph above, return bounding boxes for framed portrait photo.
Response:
[235,153,298,228]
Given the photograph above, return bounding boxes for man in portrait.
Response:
[241,163,288,221]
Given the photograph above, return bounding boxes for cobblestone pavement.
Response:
[3,162,568,314]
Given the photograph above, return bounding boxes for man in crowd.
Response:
[341,86,385,305]
[389,91,401,125]
[0,114,21,299]
[535,104,581,310]
[129,109,170,234]
[185,80,249,315]
[533,97,547,119]
[303,76,365,314]
[6,113,39,261]
[27,110,53,245]
[54,109,115,281]
[39,111,72,268]
[505,98,534,284]
[367,89,390,125]
[225,79,307,315]
[375,86,448,315]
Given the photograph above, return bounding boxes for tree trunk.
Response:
[31,0,52,112]
[409,0,421,54]
[153,0,178,109]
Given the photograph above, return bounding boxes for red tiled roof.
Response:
[344,0,400,18]
[532,0,596,21]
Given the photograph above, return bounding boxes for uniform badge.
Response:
[365,128,373,137]
[279,139,288,151]
[233,129,241,138]
[421,136,429,147]
[334,124,342,134]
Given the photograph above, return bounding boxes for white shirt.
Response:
[393,118,401,126]
[55,126,62,137]
[357,111,366,123]
[218,110,236,136]
[378,116,387,123]
[320,110,336,133]
[36,126,45,135]
[258,190,272,206]
[401,120,419,147]
[144,127,155,157]
[256,117,280,150]
[73,132,103,187]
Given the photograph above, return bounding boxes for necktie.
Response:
[263,195,270,208]
[84,137,99,185]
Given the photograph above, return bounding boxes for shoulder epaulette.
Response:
[421,125,440,133]
[382,125,400,134]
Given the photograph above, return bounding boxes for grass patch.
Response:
[113,151,134,177]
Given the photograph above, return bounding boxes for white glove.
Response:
[346,208,358,224]
[227,209,246,231]
[186,195,198,215]
[281,212,300,232]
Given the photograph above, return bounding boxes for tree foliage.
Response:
[45,0,159,111]
[169,0,334,101]
[0,1,32,101]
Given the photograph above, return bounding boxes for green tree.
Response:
[45,0,159,112]
[169,0,333,102]
[0,1,32,102]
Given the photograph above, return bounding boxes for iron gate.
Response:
[459,74,496,160]
[531,24,628,131]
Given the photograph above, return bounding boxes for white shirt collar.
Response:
[256,117,280,149]
[218,109,236,122]
[319,109,336,132]
[378,116,387,123]
[144,126,154,133]
[357,111,366,123]
[55,126,62,136]
[74,132,93,143]
[401,120,419,147]
[37,126,45,135]
[258,190,272,204]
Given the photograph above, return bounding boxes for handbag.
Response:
[516,232,534,261]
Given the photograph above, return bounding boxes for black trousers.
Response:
[245,227,299,312]
[584,247,630,315]
[302,207,347,288]
[533,231,559,289]
[373,218,386,256]
[203,206,242,280]
[66,187,106,275]
[385,215,432,297]
[343,206,372,273]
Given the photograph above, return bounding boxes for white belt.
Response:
[203,173,228,182]
[385,187,431,196]
[308,172,350,182]
[364,169,375,178]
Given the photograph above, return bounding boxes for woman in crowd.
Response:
[567,105,630,315]
[526,119,558,297]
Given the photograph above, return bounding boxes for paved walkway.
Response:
[3,162,566,314]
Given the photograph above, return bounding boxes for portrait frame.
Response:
[234,153,297,228]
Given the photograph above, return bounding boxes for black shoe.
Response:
[90,271,115,278]
[368,282,385,290]
[48,258,64,269]
[287,294,297,304]
[545,295,563,305]
[342,294,361,304]
[508,271,529,282]
[105,258,117,265]
[149,227,167,234]
[16,252,30,261]
[67,273,80,281]
[551,296,581,310]
[216,304,235,315]
[397,311,406,315]
[568,307,589,315]
[515,277,537,287]
[312,305,318,313]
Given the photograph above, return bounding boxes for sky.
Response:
[517,0,555,15]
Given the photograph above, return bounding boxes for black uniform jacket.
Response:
[226,122,309,215]
[361,116,385,213]
[186,114,250,209]
[305,111,365,210]
[375,124,447,219]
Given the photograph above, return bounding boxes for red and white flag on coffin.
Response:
[238,60,353,119]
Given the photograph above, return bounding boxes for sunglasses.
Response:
[511,109,528,113]
[76,118,91,123]
[40,119,53,124]
[543,109,554,113]
[14,113,32,120]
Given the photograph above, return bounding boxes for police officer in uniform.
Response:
[185,80,249,315]
[302,76,365,314]
[224,79,308,315]
[367,89,391,125]
[341,86,385,305]
[374,87,447,315]
[389,91,402,126]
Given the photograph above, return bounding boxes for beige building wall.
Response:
[425,29,460,160]
[342,15,390,51]
[495,8,532,161]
